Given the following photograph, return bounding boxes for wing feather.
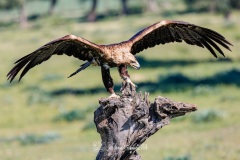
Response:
[192,30,225,56]
[205,33,232,51]
[186,30,204,48]
[7,35,103,82]
[129,20,233,56]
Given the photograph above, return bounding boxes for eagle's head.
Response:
[128,54,140,70]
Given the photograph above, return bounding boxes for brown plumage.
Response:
[7,20,233,97]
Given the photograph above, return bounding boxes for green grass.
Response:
[0,6,240,160]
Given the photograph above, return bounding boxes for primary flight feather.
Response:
[7,20,232,97]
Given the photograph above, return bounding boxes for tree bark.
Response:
[87,0,98,22]
[48,0,57,15]
[121,0,129,15]
[94,83,197,160]
[143,0,160,13]
[19,3,28,28]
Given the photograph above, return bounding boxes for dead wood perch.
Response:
[94,84,197,160]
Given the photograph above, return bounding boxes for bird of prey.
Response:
[7,20,232,98]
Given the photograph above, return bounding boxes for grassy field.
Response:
[0,2,240,160]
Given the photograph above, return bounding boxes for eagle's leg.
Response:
[118,64,137,92]
[101,65,119,98]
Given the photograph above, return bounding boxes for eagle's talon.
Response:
[121,78,137,92]
[120,81,128,92]
[125,78,137,88]
[108,93,120,99]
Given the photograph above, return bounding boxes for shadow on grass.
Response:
[138,69,240,93]
[137,57,232,68]
[0,21,17,29]
[50,84,122,96]
[48,69,240,96]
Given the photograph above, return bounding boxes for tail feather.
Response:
[68,60,93,78]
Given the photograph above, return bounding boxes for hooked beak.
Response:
[131,61,140,70]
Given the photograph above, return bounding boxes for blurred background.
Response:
[0,0,240,159]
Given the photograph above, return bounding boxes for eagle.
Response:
[7,20,232,98]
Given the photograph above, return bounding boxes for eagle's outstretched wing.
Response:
[129,20,232,56]
[7,35,103,82]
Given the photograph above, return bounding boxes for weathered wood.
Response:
[94,83,197,160]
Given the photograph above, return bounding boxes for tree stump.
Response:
[94,83,197,160]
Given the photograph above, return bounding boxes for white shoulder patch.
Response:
[68,34,77,39]
[159,20,171,26]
